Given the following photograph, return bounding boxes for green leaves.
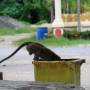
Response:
[0,0,51,23]
[1,0,90,23]
[62,0,90,13]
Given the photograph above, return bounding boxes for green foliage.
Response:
[36,20,48,25]
[63,30,80,39]
[80,31,90,39]
[0,27,36,35]
[0,0,90,23]
[62,0,77,13]
[0,0,23,18]
[62,0,90,13]
[0,27,88,46]
[0,0,52,23]
[63,30,90,40]
[15,32,90,47]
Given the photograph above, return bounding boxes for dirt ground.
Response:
[0,33,31,47]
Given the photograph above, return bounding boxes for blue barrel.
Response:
[36,27,48,41]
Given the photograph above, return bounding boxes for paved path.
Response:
[0,46,90,89]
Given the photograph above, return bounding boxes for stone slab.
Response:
[0,80,85,90]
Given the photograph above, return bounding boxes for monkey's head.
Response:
[26,44,38,55]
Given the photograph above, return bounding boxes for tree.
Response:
[0,0,52,23]
[0,0,90,23]
[61,0,90,14]
[62,0,77,13]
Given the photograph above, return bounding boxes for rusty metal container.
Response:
[32,59,85,85]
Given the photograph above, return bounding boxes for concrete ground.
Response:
[0,34,90,90]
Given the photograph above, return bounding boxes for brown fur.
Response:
[0,42,61,63]
[26,43,61,61]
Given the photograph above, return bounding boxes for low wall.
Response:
[0,80,85,90]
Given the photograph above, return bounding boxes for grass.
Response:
[0,27,90,47]
[0,27,36,35]
[15,34,90,47]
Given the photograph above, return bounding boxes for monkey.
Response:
[26,43,61,61]
[0,41,61,63]
[26,44,79,61]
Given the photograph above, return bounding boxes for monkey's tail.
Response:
[0,41,32,63]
